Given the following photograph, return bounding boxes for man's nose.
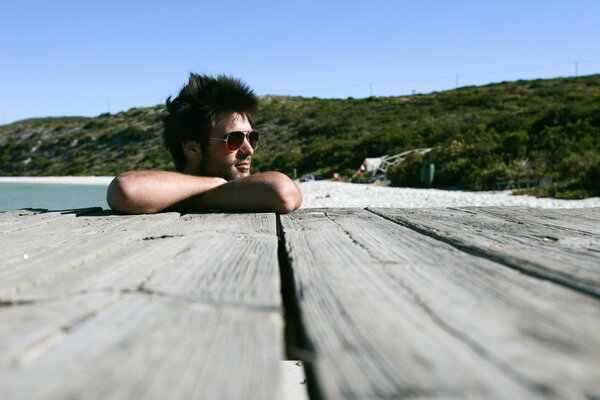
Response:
[238,136,254,157]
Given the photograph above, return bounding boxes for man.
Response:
[106,73,302,214]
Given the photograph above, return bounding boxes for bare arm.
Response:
[107,170,302,214]
[107,170,227,214]
[179,171,302,213]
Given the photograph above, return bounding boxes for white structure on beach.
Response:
[359,148,432,177]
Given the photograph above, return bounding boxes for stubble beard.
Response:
[199,150,250,181]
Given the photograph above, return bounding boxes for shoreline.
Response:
[0,176,114,185]
[1,177,598,208]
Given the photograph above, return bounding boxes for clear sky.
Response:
[1,0,599,124]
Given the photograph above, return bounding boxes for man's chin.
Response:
[229,168,251,180]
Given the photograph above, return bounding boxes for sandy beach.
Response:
[298,180,600,208]
[2,176,599,209]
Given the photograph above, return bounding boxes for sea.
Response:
[0,183,110,212]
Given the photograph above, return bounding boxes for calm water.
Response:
[0,183,110,212]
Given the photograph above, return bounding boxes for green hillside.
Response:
[1,75,599,198]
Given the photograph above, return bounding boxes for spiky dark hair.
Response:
[162,73,259,171]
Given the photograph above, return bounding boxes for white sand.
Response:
[2,177,598,208]
[298,181,600,209]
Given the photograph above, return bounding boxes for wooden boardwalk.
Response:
[0,207,598,399]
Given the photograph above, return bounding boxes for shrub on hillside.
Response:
[388,151,425,187]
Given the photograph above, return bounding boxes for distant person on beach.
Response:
[106,73,302,214]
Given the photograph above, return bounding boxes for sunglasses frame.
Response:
[209,130,259,152]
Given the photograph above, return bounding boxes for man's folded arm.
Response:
[107,170,226,214]
[107,170,302,214]
[181,171,302,213]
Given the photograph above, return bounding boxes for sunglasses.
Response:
[209,130,259,152]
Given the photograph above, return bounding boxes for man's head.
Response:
[163,73,259,180]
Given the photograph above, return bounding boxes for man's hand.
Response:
[107,170,302,214]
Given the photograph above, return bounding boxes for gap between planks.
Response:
[276,214,325,400]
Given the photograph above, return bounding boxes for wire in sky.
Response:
[285,59,600,95]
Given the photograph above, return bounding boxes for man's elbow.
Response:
[272,178,302,213]
[106,173,159,214]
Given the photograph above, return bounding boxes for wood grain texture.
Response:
[0,293,283,400]
[0,210,284,400]
[369,207,600,297]
[0,293,118,371]
[143,213,280,308]
[0,212,180,298]
[0,210,176,264]
[472,206,600,235]
[0,209,46,226]
[3,207,597,399]
[3,213,281,308]
[0,208,102,233]
[280,208,600,399]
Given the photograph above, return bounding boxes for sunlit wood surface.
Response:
[1,207,598,399]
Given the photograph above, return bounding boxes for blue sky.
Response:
[1,0,599,124]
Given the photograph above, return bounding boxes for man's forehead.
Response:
[214,112,251,133]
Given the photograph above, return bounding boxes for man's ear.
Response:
[182,140,201,159]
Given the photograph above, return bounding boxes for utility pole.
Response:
[369,82,373,97]
[455,75,459,89]
[575,61,579,77]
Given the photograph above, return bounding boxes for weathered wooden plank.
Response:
[280,209,600,399]
[0,208,46,222]
[0,208,102,232]
[0,209,73,232]
[0,293,283,400]
[0,211,150,263]
[143,213,280,307]
[0,293,118,371]
[0,212,180,298]
[468,207,600,236]
[7,213,281,308]
[0,211,284,398]
[370,207,600,297]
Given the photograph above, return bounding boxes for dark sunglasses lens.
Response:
[249,131,259,149]
[226,132,245,151]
